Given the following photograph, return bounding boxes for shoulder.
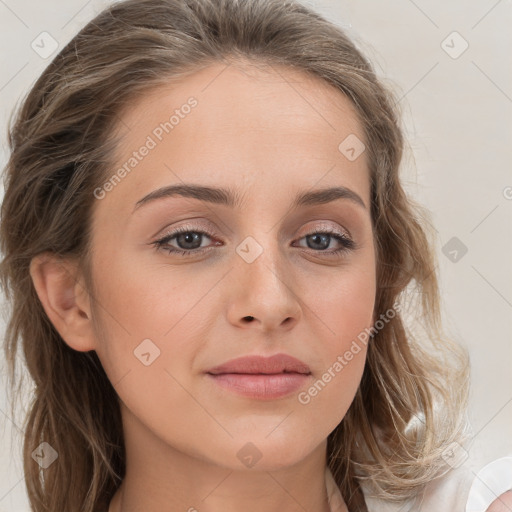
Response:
[364,457,512,512]
[363,466,474,512]
[466,457,512,512]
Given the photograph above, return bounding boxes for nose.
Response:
[225,239,302,334]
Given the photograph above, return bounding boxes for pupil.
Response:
[179,232,201,249]
[309,234,329,250]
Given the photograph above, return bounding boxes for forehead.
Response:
[117,59,364,143]
[100,59,370,215]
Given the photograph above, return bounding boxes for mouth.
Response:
[206,353,311,376]
[206,372,311,400]
[205,353,312,400]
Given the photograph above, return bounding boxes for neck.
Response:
[108,405,343,512]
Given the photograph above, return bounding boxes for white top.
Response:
[325,457,512,512]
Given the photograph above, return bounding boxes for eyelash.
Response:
[152,225,356,258]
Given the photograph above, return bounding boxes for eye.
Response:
[152,226,218,257]
[293,228,355,256]
[152,225,356,258]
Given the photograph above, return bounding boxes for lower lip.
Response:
[206,373,311,400]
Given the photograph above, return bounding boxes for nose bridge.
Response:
[232,197,282,268]
[235,229,290,296]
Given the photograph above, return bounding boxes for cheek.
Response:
[299,260,375,416]
[90,251,219,387]
[312,256,376,347]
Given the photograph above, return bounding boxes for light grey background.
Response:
[0,0,511,510]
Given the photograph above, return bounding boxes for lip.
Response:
[205,353,312,400]
[206,353,311,375]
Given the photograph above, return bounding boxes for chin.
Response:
[208,435,319,472]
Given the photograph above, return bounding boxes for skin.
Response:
[486,491,512,512]
[30,59,377,512]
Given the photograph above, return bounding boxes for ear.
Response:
[29,251,96,352]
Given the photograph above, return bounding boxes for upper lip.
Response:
[206,353,311,375]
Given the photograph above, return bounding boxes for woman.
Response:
[0,0,481,510]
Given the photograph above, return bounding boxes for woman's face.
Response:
[87,60,376,470]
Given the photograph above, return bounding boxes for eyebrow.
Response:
[132,183,367,213]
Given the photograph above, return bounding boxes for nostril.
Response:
[243,316,254,322]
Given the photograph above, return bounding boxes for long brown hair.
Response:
[0,0,469,510]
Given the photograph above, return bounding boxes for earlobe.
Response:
[29,252,96,352]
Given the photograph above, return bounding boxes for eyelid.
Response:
[156,220,352,245]
[157,223,217,240]
[298,221,352,239]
